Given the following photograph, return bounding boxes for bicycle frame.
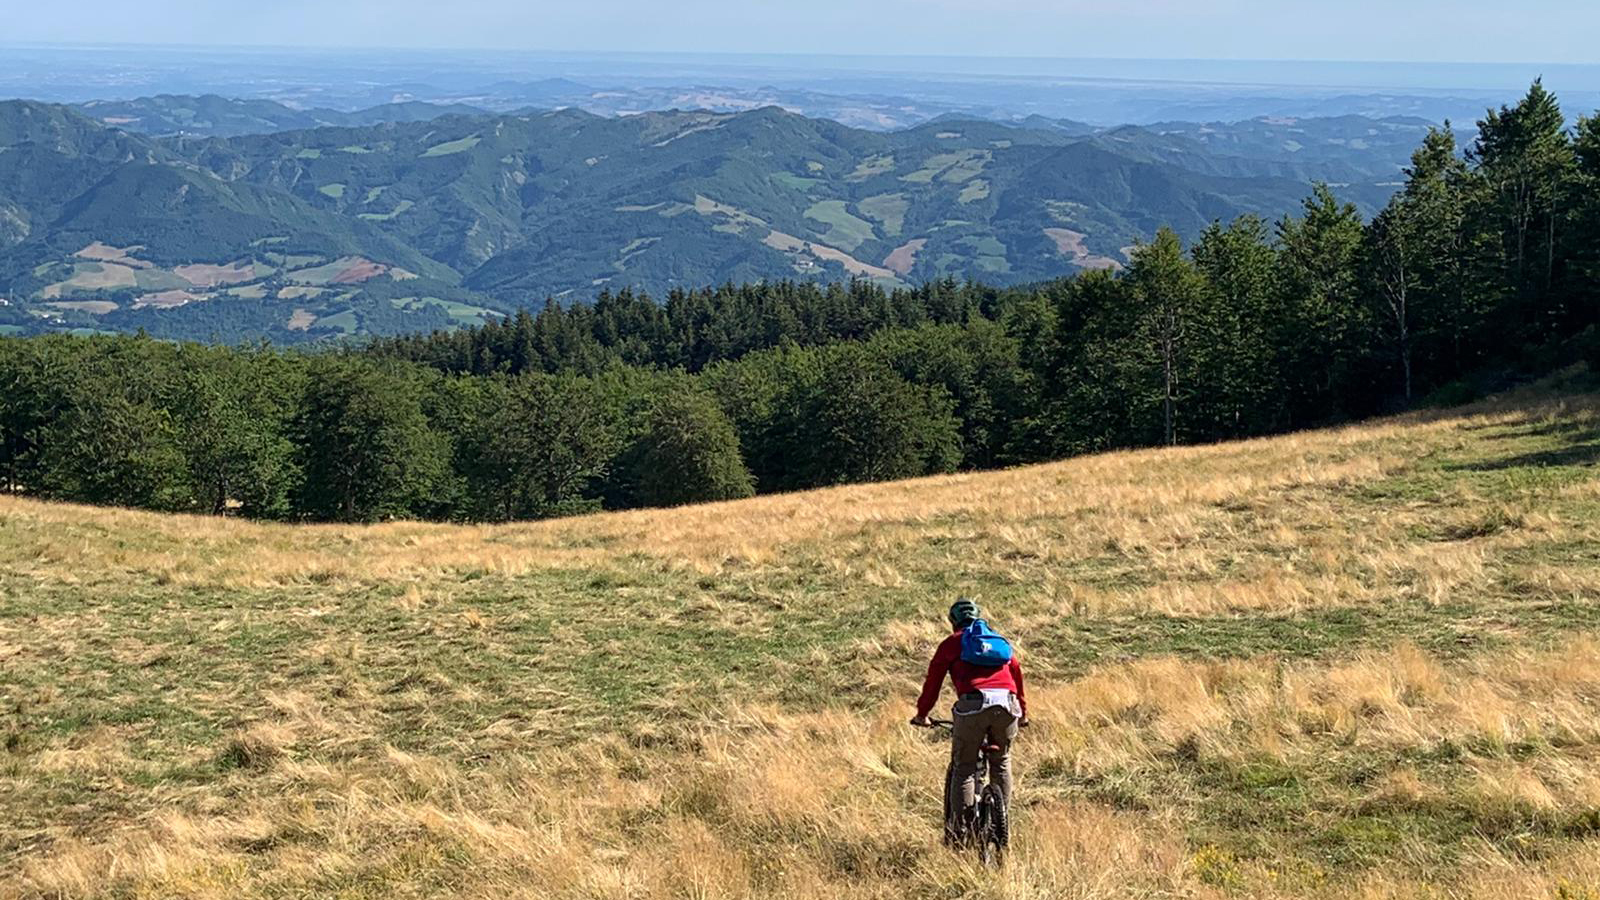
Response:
[920,718,1004,860]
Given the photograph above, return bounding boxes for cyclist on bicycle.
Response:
[910,598,1028,838]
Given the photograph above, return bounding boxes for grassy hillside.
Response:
[4,386,1600,898]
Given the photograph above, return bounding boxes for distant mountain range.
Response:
[71,94,489,138]
[0,96,1433,342]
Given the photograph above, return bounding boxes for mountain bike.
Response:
[917,718,1008,866]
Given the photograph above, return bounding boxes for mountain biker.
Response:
[910,598,1028,840]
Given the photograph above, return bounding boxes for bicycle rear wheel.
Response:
[978,784,1008,866]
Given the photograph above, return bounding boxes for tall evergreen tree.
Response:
[1191,215,1284,436]
[1124,227,1208,445]
[1570,113,1600,344]
[1469,80,1576,344]
[1275,184,1370,424]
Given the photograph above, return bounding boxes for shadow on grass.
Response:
[1035,595,1600,676]
[1447,421,1600,472]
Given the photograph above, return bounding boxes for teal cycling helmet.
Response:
[948,597,979,629]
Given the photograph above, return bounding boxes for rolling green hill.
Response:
[0,99,1420,341]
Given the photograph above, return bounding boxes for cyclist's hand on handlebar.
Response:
[909,714,931,728]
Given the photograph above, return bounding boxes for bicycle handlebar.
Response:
[910,717,1030,729]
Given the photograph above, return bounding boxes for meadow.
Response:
[3,382,1600,898]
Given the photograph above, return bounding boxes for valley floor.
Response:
[3,381,1600,898]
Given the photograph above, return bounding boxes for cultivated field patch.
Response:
[389,296,498,325]
[175,261,260,288]
[902,149,990,184]
[43,300,117,315]
[276,285,328,300]
[72,241,152,268]
[358,199,414,221]
[133,289,205,309]
[1044,227,1126,271]
[847,153,895,181]
[958,178,991,204]
[40,261,137,298]
[286,256,394,286]
[883,237,927,276]
[771,171,821,190]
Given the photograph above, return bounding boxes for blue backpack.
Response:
[959,619,1014,667]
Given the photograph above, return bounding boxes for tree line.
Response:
[2,81,1597,523]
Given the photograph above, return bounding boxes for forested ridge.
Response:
[4,90,1426,342]
[2,82,1597,523]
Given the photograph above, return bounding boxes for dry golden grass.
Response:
[0,397,1563,593]
[3,386,1600,898]
[11,642,1600,899]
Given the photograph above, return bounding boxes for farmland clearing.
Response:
[1044,227,1127,271]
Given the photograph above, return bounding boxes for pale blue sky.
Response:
[10,0,1596,64]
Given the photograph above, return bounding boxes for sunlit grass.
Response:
[3,384,1599,897]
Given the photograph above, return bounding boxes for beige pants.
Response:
[946,694,1018,827]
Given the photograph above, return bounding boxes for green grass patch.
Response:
[958,179,990,204]
[857,193,909,237]
[315,309,359,332]
[389,297,498,324]
[772,172,821,190]
[420,135,481,158]
[901,150,988,184]
[4,393,1600,895]
[358,200,415,221]
[804,200,877,252]
[847,154,894,181]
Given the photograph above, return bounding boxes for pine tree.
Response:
[1275,184,1369,424]
[1124,227,1208,445]
[1468,79,1576,344]
[1570,113,1600,344]
[1191,215,1283,436]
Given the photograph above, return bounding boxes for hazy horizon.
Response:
[7,0,1598,66]
[5,43,1599,96]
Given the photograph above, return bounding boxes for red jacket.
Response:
[916,630,1027,718]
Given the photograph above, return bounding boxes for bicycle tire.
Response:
[942,762,958,846]
[978,784,1007,866]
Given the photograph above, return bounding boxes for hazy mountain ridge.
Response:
[72,94,488,138]
[0,98,1422,341]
